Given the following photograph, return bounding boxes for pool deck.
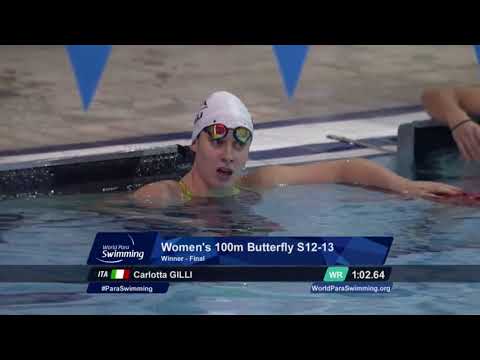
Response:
[0,45,478,158]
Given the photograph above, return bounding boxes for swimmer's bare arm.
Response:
[422,87,480,128]
[244,159,463,199]
[422,86,480,160]
[131,181,181,208]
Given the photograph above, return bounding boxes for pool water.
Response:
[1,154,480,314]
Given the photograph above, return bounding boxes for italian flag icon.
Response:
[111,269,130,280]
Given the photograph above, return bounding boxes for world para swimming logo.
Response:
[88,232,157,265]
[96,234,145,264]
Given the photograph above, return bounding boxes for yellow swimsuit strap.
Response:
[178,180,193,201]
[178,180,241,201]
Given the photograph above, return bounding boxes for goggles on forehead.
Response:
[203,123,253,145]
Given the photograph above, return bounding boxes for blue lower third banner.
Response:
[87,234,393,266]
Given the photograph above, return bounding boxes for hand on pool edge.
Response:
[401,180,464,200]
[452,120,480,161]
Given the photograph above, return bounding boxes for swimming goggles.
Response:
[203,123,253,145]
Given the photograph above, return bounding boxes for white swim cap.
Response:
[191,91,254,143]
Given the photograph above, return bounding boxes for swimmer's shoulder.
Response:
[131,180,182,208]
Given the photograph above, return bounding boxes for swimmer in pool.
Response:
[133,91,463,208]
[422,86,480,161]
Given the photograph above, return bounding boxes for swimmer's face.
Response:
[191,130,251,189]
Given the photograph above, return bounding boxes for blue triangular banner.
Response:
[475,45,480,64]
[66,45,112,111]
[273,45,310,99]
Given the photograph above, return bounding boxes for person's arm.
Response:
[245,159,463,199]
[422,87,480,128]
[422,87,480,160]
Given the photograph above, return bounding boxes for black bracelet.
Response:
[451,119,473,133]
